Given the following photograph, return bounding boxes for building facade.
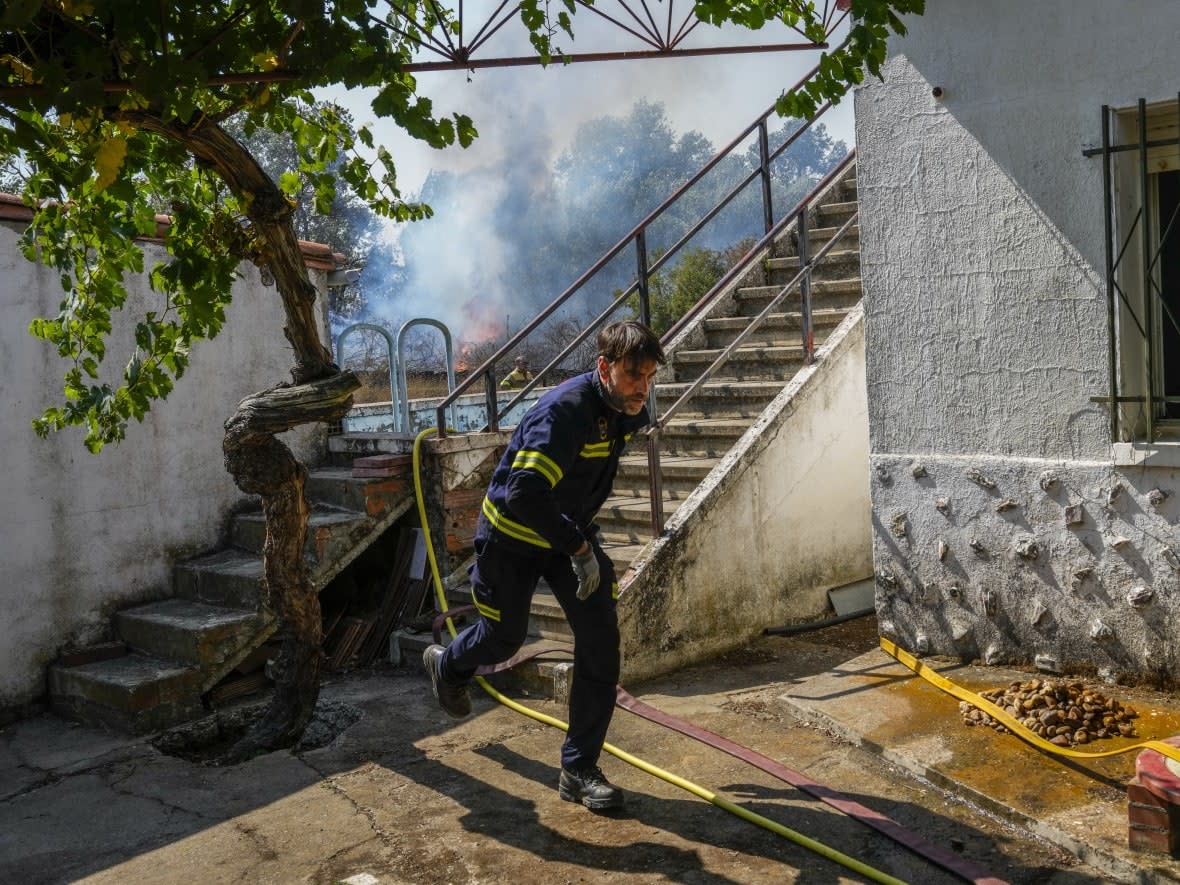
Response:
[856,1,1180,682]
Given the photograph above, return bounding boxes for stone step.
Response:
[398,630,575,701]
[601,477,695,513]
[595,494,699,538]
[603,540,649,575]
[765,249,860,277]
[615,453,718,495]
[656,378,787,410]
[528,586,573,641]
[701,309,849,349]
[806,223,860,248]
[656,417,752,458]
[49,652,205,735]
[672,343,806,383]
[325,434,416,462]
[816,200,858,223]
[231,506,374,562]
[115,599,271,670]
[596,495,661,531]
[305,466,413,519]
[173,547,266,609]
[598,518,666,548]
[734,278,862,315]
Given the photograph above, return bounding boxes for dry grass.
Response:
[351,371,472,404]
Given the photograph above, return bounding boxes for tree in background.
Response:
[619,237,755,338]
[642,247,728,336]
[1,0,922,755]
[224,101,384,320]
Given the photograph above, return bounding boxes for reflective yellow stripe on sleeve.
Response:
[481,496,552,549]
[511,449,563,487]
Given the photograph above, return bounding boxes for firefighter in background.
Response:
[500,355,534,389]
[424,321,666,811]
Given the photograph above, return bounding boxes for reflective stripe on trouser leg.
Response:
[443,535,541,684]
[542,543,620,770]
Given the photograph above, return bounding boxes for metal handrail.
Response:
[655,213,858,435]
[661,151,855,345]
[434,47,849,438]
[645,163,859,534]
[396,318,457,433]
[335,321,400,423]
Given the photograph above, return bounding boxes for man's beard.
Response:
[600,378,626,412]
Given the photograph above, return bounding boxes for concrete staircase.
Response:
[48,470,415,733]
[46,163,864,730]
[601,192,860,560]
[427,166,865,696]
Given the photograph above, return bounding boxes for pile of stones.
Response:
[959,678,1138,747]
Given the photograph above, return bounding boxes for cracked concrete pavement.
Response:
[0,618,1132,884]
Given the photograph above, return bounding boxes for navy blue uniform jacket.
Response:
[477,368,650,556]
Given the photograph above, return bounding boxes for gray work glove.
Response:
[571,546,601,600]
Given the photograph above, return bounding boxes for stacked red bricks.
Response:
[1130,736,1180,856]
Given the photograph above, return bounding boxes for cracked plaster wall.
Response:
[855,0,1180,681]
[0,221,330,714]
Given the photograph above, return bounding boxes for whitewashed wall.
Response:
[621,308,872,683]
[856,0,1180,680]
[0,218,330,714]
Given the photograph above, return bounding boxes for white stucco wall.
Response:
[0,220,330,713]
[856,0,1180,680]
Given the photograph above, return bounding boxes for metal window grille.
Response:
[1086,96,1180,443]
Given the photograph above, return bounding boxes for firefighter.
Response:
[424,321,665,811]
[500,355,535,389]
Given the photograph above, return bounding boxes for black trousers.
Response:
[440,532,619,770]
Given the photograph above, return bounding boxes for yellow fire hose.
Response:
[411,428,909,885]
[880,637,1180,765]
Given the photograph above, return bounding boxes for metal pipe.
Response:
[397,318,456,434]
[636,230,651,328]
[647,431,665,536]
[798,208,814,363]
[758,120,774,235]
[1102,105,1119,443]
[401,42,828,72]
[1138,99,1156,441]
[335,322,400,429]
[483,370,498,433]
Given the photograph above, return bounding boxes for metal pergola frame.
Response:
[377,0,849,72]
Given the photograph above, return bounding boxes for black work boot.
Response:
[558,765,625,810]
[423,644,471,719]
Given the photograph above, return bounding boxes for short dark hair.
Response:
[597,321,666,366]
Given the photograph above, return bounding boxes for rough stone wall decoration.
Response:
[869,453,1180,685]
